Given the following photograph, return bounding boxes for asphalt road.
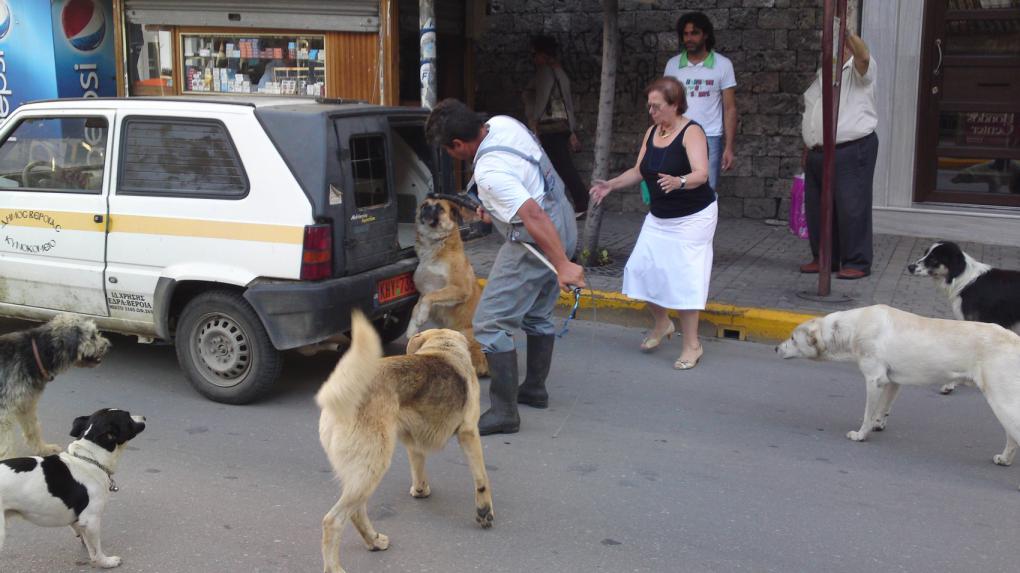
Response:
[1,317,1018,573]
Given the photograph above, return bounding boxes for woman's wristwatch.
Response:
[678,175,687,190]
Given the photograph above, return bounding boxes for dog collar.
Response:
[31,338,53,382]
[72,452,118,492]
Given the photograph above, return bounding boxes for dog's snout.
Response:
[907,263,917,273]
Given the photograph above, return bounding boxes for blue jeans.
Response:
[706,135,723,192]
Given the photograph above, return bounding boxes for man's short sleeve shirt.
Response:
[473,116,546,224]
[663,50,736,137]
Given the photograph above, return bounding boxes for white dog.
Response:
[777,305,1020,485]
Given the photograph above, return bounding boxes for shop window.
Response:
[181,33,325,96]
[350,135,390,208]
[118,118,248,198]
[127,25,174,96]
[0,117,108,194]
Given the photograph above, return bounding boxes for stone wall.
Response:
[474,0,826,219]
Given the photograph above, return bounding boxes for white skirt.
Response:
[622,202,718,310]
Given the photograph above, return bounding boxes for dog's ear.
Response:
[806,320,824,353]
[70,416,90,438]
[447,203,464,225]
[406,331,428,354]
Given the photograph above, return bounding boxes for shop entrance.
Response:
[915,0,1020,206]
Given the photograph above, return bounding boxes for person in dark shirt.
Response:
[589,77,718,371]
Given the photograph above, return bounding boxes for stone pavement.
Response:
[464,212,1020,335]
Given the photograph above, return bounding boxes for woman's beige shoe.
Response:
[674,345,704,370]
[640,322,675,352]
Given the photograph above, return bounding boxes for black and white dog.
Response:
[0,408,146,568]
[908,241,1020,393]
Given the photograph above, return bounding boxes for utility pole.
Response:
[419,0,437,109]
[817,0,848,296]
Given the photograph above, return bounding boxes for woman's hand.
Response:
[568,133,581,153]
[657,173,684,193]
[589,179,613,206]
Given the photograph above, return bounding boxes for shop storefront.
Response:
[121,0,393,103]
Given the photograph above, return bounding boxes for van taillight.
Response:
[300,223,332,280]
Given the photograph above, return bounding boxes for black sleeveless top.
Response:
[640,121,715,219]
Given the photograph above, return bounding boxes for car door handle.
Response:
[94,214,104,223]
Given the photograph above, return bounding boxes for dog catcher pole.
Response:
[818,0,848,297]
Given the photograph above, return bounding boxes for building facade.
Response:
[475,0,1020,246]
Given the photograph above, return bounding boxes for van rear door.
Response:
[332,117,400,275]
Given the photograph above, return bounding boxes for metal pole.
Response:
[419,0,437,109]
[818,0,847,296]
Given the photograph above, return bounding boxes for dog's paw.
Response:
[871,419,887,432]
[93,555,122,568]
[846,430,868,442]
[993,454,1013,467]
[939,383,956,395]
[475,504,494,529]
[410,484,431,498]
[368,533,389,552]
[39,443,62,456]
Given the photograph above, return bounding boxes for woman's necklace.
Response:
[658,123,676,138]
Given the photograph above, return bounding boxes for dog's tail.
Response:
[315,310,383,419]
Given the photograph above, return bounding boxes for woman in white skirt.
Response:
[590,77,717,370]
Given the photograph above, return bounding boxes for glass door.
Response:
[915,1,1020,206]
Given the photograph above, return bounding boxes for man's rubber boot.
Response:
[478,350,520,435]
[518,334,554,409]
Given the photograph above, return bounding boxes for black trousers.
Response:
[804,132,879,272]
[538,131,588,213]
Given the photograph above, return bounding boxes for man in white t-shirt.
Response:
[426,99,585,435]
[799,32,878,280]
[663,11,737,192]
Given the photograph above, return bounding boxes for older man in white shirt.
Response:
[426,99,585,436]
[799,32,879,280]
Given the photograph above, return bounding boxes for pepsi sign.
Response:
[0,0,60,119]
[61,0,106,53]
[51,0,114,99]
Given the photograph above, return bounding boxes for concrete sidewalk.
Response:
[464,213,1020,342]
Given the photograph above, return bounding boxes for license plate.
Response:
[377,272,416,304]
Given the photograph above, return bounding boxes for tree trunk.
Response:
[580,0,619,266]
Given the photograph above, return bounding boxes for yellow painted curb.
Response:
[478,278,818,343]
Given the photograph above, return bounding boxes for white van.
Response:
[0,96,450,403]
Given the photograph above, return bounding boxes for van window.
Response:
[118,117,248,198]
[0,116,108,194]
[350,135,389,208]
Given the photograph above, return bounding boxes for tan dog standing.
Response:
[317,310,494,573]
[406,195,488,376]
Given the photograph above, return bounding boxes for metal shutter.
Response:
[124,0,379,33]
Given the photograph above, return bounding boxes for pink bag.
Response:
[787,173,809,240]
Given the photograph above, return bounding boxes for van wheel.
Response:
[374,307,414,344]
[175,291,282,404]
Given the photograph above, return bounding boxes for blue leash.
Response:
[556,287,584,338]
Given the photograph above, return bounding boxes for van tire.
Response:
[175,290,282,404]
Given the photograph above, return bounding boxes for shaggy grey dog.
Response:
[0,315,111,458]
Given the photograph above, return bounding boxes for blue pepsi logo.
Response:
[62,0,106,52]
[0,1,11,42]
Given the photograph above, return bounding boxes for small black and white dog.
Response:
[908,241,1020,393]
[0,408,146,569]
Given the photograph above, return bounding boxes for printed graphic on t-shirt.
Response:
[684,78,716,99]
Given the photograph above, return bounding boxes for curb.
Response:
[478,279,818,344]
